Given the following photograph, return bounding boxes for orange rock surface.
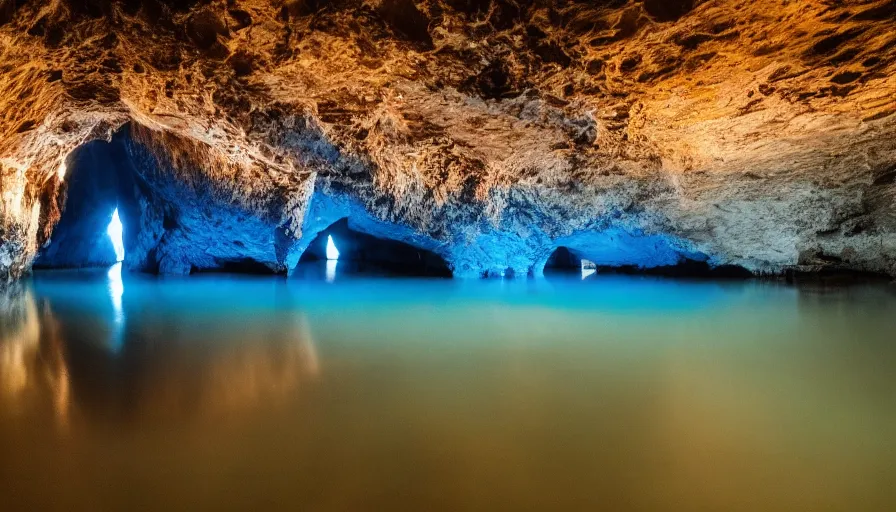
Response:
[2,0,895,279]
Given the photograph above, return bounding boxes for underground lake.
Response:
[1,266,895,511]
[3,0,896,509]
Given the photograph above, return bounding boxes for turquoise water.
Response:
[2,266,895,510]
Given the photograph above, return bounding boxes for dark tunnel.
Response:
[296,218,451,278]
[34,139,134,270]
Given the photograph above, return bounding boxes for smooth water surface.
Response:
[2,266,895,511]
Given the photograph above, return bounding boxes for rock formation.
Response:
[2,0,895,280]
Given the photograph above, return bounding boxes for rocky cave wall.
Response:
[2,0,896,281]
[119,125,298,274]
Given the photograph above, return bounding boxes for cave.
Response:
[32,125,301,276]
[542,246,597,279]
[296,218,452,278]
[543,246,582,272]
[1,0,895,282]
[540,244,753,280]
[4,0,896,508]
[33,140,133,270]
[601,260,754,279]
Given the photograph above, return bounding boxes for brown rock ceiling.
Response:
[2,0,896,280]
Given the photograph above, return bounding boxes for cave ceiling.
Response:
[2,0,896,279]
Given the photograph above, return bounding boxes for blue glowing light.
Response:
[326,235,340,260]
[326,260,337,283]
[107,262,125,352]
[107,208,125,262]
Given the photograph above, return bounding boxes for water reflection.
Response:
[107,263,124,352]
[0,284,39,397]
[1,276,319,430]
[1,272,895,511]
[0,284,71,429]
[326,259,337,283]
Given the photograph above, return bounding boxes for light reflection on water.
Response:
[107,263,124,352]
[1,269,895,511]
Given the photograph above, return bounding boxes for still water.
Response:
[1,265,895,511]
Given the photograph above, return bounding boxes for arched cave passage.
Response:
[543,229,754,279]
[541,236,753,280]
[295,218,452,278]
[34,124,290,276]
[34,139,135,270]
[542,246,596,279]
[541,244,754,279]
[544,246,580,271]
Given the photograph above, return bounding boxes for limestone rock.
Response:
[1,0,895,280]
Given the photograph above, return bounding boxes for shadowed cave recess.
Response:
[32,124,733,279]
[34,125,460,277]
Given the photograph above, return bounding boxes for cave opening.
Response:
[542,245,753,279]
[543,246,596,279]
[296,219,451,278]
[34,139,134,270]
[326,235,340,260]
[107,208,125,262]
[34,126,286,277]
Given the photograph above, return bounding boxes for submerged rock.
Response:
[1,0,895,279]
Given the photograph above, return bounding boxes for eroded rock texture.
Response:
[2,0,896,280]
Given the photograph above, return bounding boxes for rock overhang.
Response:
[0,0,894,280]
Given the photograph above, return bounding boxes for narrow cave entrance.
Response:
[35,124,307,277]
[107,208,125,262]
[295,219,451,278]
[543,246,596,279]
[34,140,133,270]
